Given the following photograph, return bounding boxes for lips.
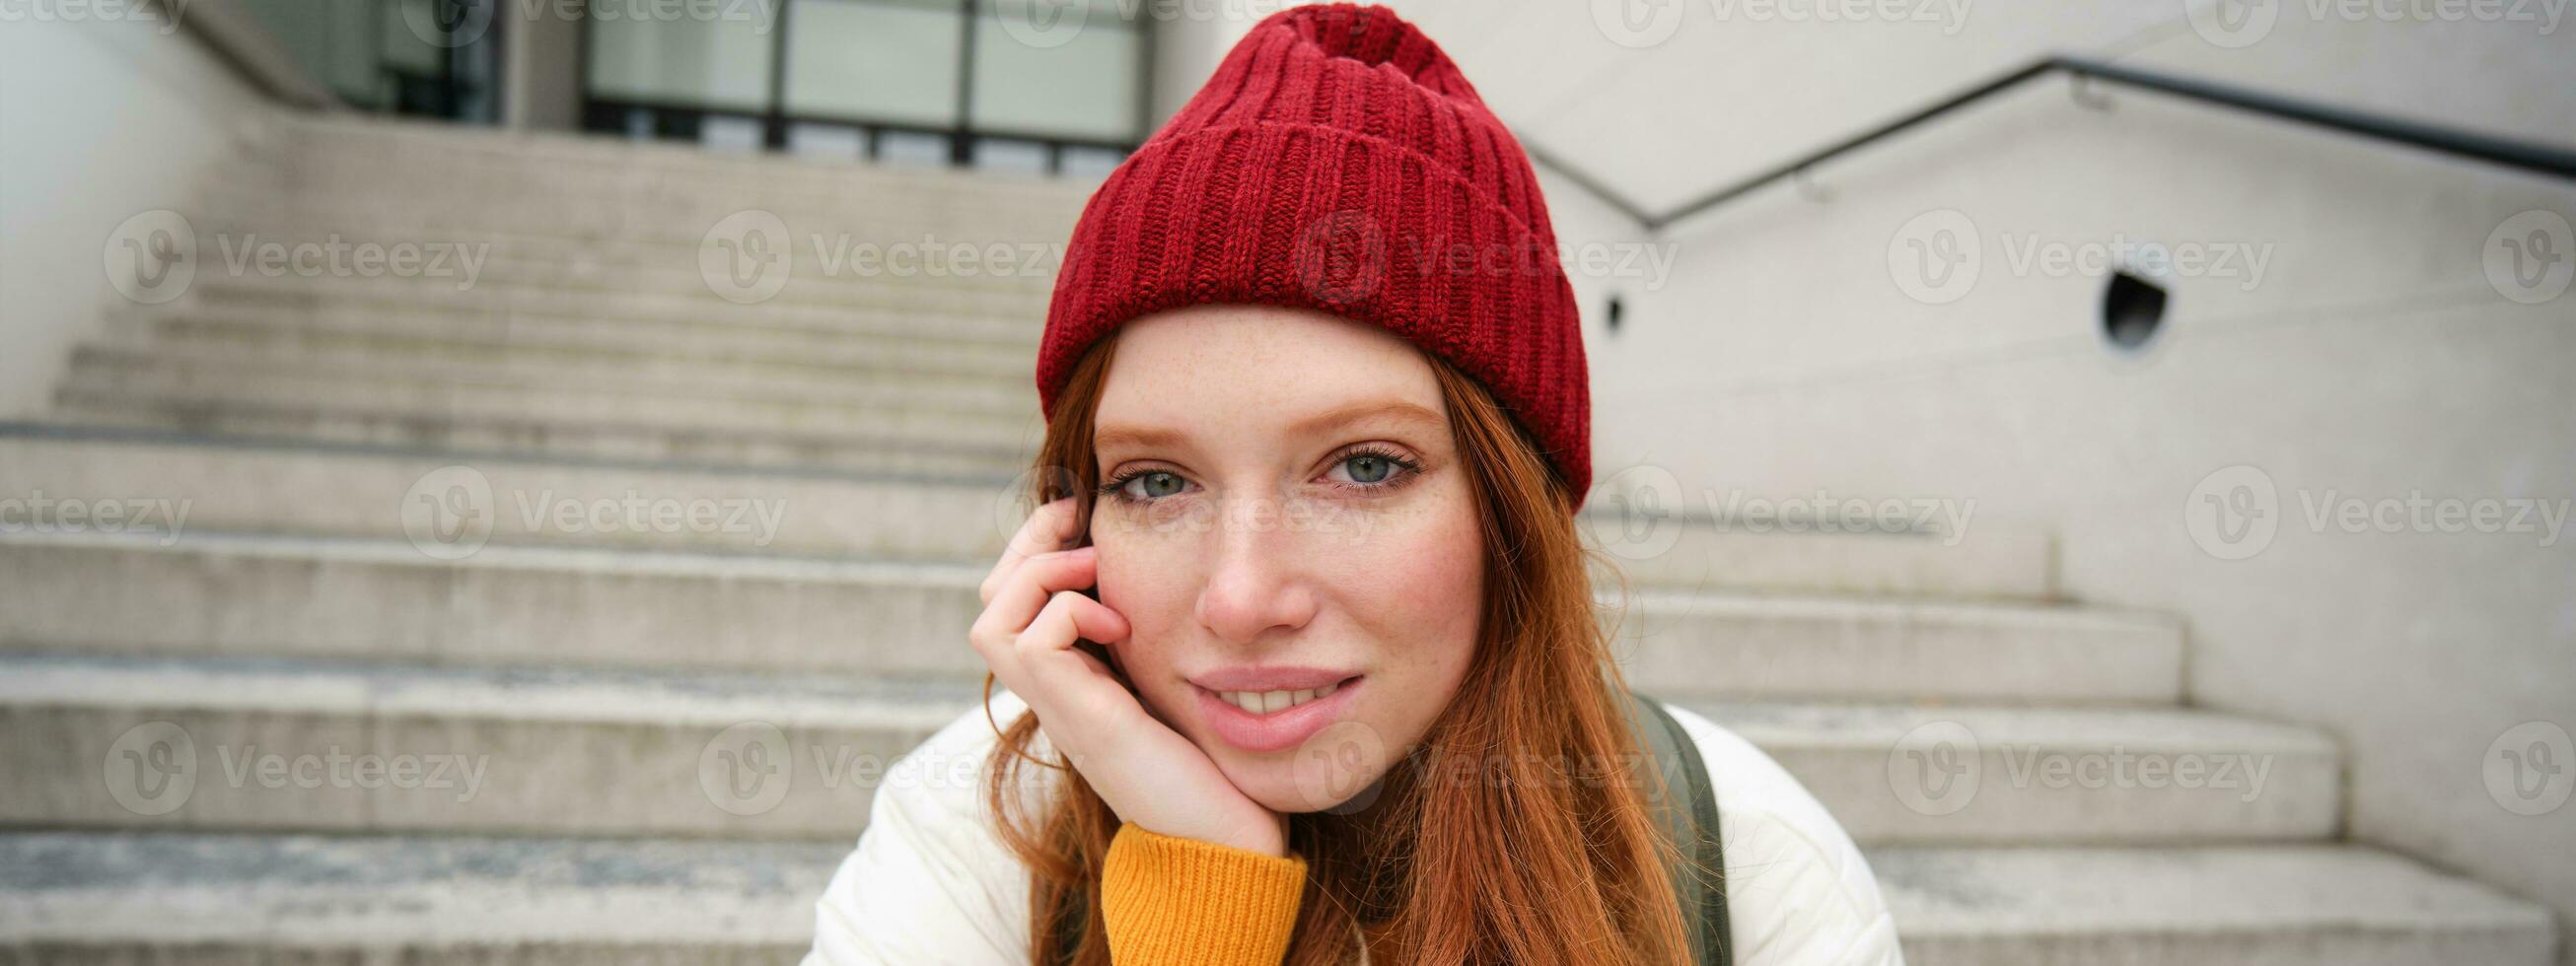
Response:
[1192,672,1363,754]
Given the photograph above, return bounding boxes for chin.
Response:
[1213,742,1397,816]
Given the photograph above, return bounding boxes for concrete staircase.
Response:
[0,114,2554,964]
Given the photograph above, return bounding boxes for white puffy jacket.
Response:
[803,689,1904,965]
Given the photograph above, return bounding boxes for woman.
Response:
[806,5,1898,963]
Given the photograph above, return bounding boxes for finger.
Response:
[979,544,1102,641]
[981,497,1083,605]
[1019,587,1133,658]
[1013,589,1137,716]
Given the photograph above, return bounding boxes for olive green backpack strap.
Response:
[1626,688,1733,966]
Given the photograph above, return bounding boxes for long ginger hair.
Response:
[980,327,1707,965]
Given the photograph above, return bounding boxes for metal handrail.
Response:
[1538,55,2576,234]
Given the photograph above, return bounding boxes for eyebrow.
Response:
[1093,399,1445,453]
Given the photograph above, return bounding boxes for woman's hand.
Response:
[972,497,1289,857]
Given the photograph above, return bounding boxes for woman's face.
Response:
[1087,303,1485,815]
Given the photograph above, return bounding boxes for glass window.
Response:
[786,0,966,126]
[585,0,779,111]
[970,0,1142,142]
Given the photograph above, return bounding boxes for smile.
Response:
[1212,679,1345,715]
[1193,674,1364,753]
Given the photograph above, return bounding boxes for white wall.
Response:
[0,8,270,417]
[1591,74,2576,951]
[1144,6,2576,952]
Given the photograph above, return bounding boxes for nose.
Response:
[1191,490,1321,646]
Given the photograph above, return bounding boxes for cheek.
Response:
[1333,492,1483,684]
[1088,533,1202,723]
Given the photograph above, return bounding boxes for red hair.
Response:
[982,330,1703,964]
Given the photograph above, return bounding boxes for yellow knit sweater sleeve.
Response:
[1100,823,1308,965]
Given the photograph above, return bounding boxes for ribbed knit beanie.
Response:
[1035,2,1592,509]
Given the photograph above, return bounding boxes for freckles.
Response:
[1335,491,1482,654]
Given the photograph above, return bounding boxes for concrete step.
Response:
[1586,511,2056,599]
[172,277,1040,356]
[43,396,1036,475]
[252,113,1102,207]
[1680,698,2341,845]
[199,190,1080,265]
[0,527,995,678]
[229,138,1098,212]
[181,271,1047,340]
[0,653,968,838]
[65,340,1038,422]
[1872,845,2558,965]
[54,353,1038,451]
[0,651,2329,843]
[1614,590,2181,703]
[0,518,2149,701]
[0,831,829,964]
[0,427,1017,560]
[182,214,1063,303]
[0,833,2550,965]
[109,307,1036,387]
[0,428,2059,604]
[176,240,1055,319]
[239,128,1098,219]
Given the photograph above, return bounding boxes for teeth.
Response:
[1218,683,1342,715]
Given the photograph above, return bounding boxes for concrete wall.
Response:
[502,0,585,131]
[0,7,269,417]
[1590,75,2575,951]
[1142,6,2574,952]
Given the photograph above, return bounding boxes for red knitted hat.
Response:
[1035,2,1592,510]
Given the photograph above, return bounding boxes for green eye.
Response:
[1344,454,1394,484]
